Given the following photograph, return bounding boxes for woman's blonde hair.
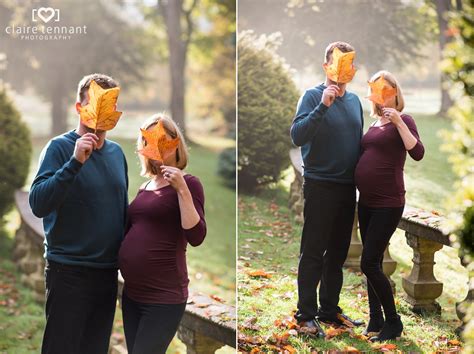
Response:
[137,113,188,177]
[368,70,405,117]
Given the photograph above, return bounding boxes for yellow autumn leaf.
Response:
[79,80,122,131]
[366,74,397,106]
[324,47,356,83]
[138,120,180,161]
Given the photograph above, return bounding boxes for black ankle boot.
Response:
[370,315,403,342]
[362,315,384,336]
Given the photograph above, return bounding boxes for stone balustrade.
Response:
[13,191,236,353]
[289,148,472,328]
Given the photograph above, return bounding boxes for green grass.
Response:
[0,224,44,353]
[238,191,465,353]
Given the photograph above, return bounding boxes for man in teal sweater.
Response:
[29,73,128,354]
[290,42,364,337]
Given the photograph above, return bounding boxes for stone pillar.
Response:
[402,232,443,314]
[344,211,362,271]
[455,253,474,335]
[383,245,397,293]
[289,167,303,223]
[177,326,223,354]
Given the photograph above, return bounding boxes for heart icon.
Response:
[37,7,55,23]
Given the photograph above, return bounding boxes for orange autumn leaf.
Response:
[247,269,272,278]
[79,80,122,131]
[372,343,398,351]
[344,346,360,353]
[448,339,461,346]
[366,74,397,105]
[324,47,356,83]
[283,344,297,354]
[325,326,347,339]
[138,120,180,161]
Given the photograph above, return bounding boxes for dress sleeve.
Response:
[403,115,425,161]
[183,176,207,247]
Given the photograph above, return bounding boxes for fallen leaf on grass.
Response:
[344,346,360,353]
[274,315,298,330]
[448,339,461,346]
[282,344,297,353]
[371,343,397,351]
[241,317,261,331]
[247,269,272,278]
[325,326,349,339]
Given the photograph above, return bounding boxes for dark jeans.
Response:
[295,179,356,322]
[358,204,404,320]
[42,260,118,354]
[122,291,186,354]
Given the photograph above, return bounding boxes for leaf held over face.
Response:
[324,47,356,84]
[366,74,397,106]
[138,120,180,161]
[79,80,122,131]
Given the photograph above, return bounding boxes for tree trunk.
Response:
[160,0,190,137]
[51,82,68,136]
[436,0,454,117]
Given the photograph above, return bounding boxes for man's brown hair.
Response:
[77,73,119,104]
[324,41,355,63]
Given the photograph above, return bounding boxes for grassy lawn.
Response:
[238,192,465,353]
[0,136,235,353]
[238,113,466,352]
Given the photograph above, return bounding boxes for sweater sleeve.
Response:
[183,176,207,247]
[29,141,83,218]
[290,90,329,146]
[403,115,425,161]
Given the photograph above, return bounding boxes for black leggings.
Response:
[358,204,404,321]
[122,291,186,354]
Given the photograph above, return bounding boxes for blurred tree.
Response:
[239,0,431,75]
[191,0,236,136]
[423,0,464,115]
[238,31,299,192]
[158,0,198,137]
[438,0,473,346]
[0,0,150,136]
[0,89,31,221]
[149,0,235,137]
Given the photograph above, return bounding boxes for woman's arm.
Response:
[161,166,207,246]
[383,109,425,161]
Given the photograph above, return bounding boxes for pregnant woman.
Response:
[119,114,206,354]
[355,71,424,342]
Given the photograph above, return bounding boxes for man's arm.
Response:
[290,86,339,146]
[29,141,83,218]
[29,133,97,218]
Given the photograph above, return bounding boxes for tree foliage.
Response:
[438,0,473,347]
[0,0,151,135]
[0,90,31,219]
[238,0,432,74]
[238,31,299,192]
